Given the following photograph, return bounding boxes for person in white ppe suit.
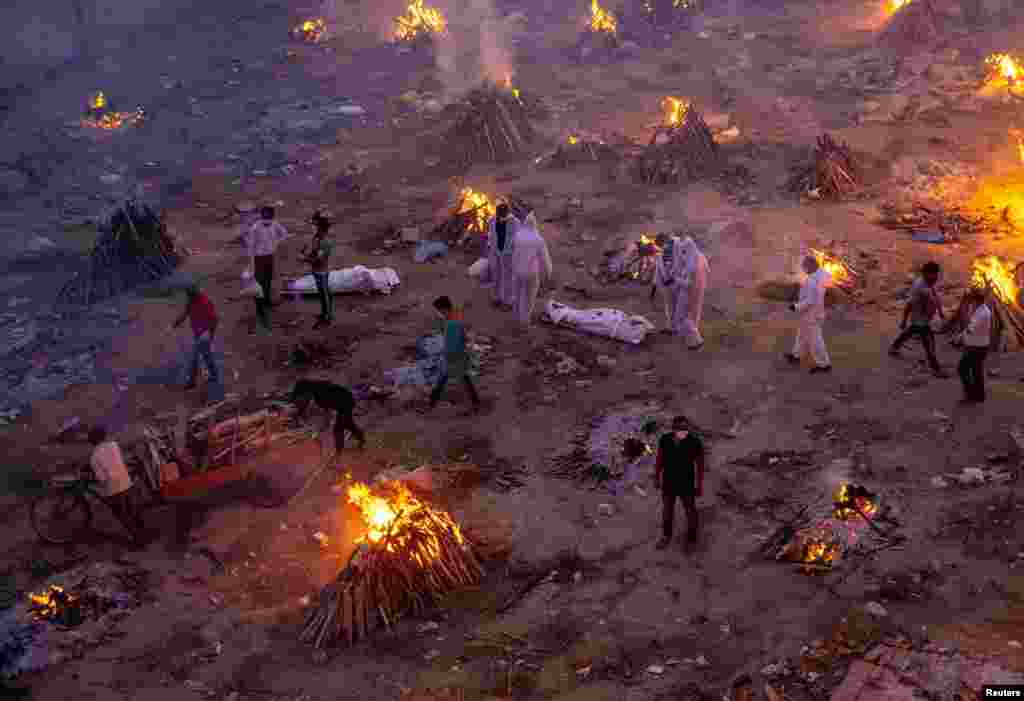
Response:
[486,203,520,308]
[652,235,709,348]
[786,254,832,373]
[510,213,553,325]
[652,234,685,334]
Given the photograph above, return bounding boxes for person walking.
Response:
[88,427,144,543]
[486,203,520,309]
[889,261,948,377]
[302,210,335,329]
[654,416,705,549]
[425,296,482,413]
[509,214,553,325]
[651,233,685,334]
[289,379,367,455]
[956,288,992,404]
[676,237,710,349]
[786,254,832,373]
[173,284,221,391]
[244,206,290,331]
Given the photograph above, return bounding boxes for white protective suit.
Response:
[486,214,520,307]
[653,236,686,333]
[509,215,553,324]
[677,237,710,348]
[793,267,832,367]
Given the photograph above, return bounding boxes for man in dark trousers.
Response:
[654,415,705,549]
[173,284,221,391]
[302,211,335,329]
[244,206,290,331]
[890,261,948,377]
[426,296,481,413]
[289,380,366,455]
[956,288,992,404]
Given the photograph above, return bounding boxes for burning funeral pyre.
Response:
[431,190,533,246]
[589,0,618,35]
[947,256,1024,350]
[300,480,483,648]
[394,0,447,43]
[632,101,718,184]
[440,82,538,168]
[600,234,663,283]
[80,91,144,131]
[880,0,937,46]
[984,53,1024,94]
[810,248,861,294]
[28,586,81,626]
[292,18,327,42]
[786,134,861,200]
[56,199,184,306]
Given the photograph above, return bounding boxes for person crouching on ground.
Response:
[486,203,519,309]
[88,427,144,543]
[425,296,482,414]
[786,254,832,374]
[889,261,948,378]
[654,415,705,550]
[289,379,366,457]
[956,288,992,404]
[302,210,335,329]
[244,205,290,332]
[509,215,553,325]
[173,284,221,391]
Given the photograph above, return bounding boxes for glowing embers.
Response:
[28,585,81,625]
[394,0,447,42]
[455,187,496,236]
[589,0,617,34]
[293,18,327,42]
[985,53,1023,90]
[832,483,878,520]
[662,96,690,128]
[80,91,144,131]
[810,248,853,288]
[504,74,521,103]
[887,0,911,14]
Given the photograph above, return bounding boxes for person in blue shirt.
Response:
[426,296,482,413]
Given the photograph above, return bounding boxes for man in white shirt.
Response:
[956,288,992,404]
[786,255,832,373]
[89,427,143,542]
[244,206,290,330]
[509,215,553,325]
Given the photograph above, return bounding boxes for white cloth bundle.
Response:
[543,300,656,344]
[253,266,401,296]
[468,258,490,280]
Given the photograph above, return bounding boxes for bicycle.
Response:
[30,465,156,545]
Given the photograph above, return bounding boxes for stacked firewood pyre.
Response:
[537,133,622,168]
[57,200,184,306]
[946,255,1024,351]
[431,190,533,246]
[786,134,861,200]
[301,480,482,647]
[631,104,718,184]
[877,201,1012,242]
[440,82,537,168]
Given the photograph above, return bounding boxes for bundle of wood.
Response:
[57,200,183,306]
[786,134,860,200]
[300,484,483,648]
[880,0,939,47]
[631,107,718,184]
[876,202,1002,240]
[440,84,537,168]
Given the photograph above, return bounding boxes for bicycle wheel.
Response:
[31,490,93,545]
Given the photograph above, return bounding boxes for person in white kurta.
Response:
[787,255,832,372]
[652,234,686,333]
[509,215,554,325]
[676,237,710,349]
[486,204,520,308]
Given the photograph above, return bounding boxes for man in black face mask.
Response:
[486,203,519,309]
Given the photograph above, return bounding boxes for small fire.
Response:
[394,0,447,42]
[294,18,327,42]
[81,93,144,131]
[568,135,580,145]
[662,96,690,128]
[887,0,911,13]
[810,249,850,286]
[639,234,656,246]
[89,91,107,111]
[589,0,617,34]
[457,187,497,234]
[832,483,878,520]
[985,53,1023,88]
[347,481,465,562]
[504,74,521,102]
[28,585,77,620]
[802,537,841,567]
[971,255,1019,305]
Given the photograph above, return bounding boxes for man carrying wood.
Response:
[654,416,705,549]
[301,211,335,329]
[785,255,832,374]
[244,206,290,332]
[173,284,221,391]
[486,204,519,309]
[88,426,144,543]
[289,380,366,456]
[956,288,992,404]
[889,261,948,378]
[509,214,553,325]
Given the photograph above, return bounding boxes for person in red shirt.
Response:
[173,285,221,390]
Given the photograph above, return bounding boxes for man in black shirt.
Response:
[654,415,705,549]
[289,380,366,454]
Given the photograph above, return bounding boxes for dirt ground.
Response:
[5,0,1024,699]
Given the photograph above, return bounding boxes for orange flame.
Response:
[568,134,580,145]
[590,0,617,34]
[394,0,447,41]
[28,585,77,620]
[971,255,1019,305]
[294,18,327,42]
[1012,128,1024,165]
[89,91,107,111]
[346,481,465,561]
[832,483,878,520]
[457,187,497,234]
[81,93,144,131]
[986,53,1023,88]
[887,0,910,13]
[810,248,850,286]
[662,96,690,127]
[504,74,521,102]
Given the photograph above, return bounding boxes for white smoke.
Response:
[433,0,514,98]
